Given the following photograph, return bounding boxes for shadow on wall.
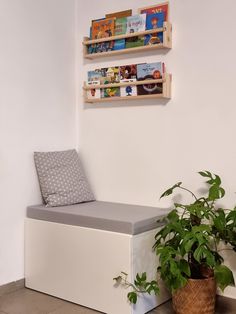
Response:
[83,98,170,109]
[82,48,171,66]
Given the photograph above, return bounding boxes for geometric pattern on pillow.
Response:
[34,149,95,207]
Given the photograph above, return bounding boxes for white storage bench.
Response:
[25,201,170,314]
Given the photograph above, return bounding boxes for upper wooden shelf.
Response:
[83,21,172,60]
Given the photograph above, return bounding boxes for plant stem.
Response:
[178,186,198,201]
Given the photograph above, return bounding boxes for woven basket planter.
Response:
[172,277,216,314]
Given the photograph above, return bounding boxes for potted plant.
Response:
[114,171,236,314]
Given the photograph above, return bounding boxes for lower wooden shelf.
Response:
[84,73,172,104]
[85,93,169,103]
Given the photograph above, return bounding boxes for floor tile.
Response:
[48,302,99,314]
[149,300,174,313]
[0,287,235,314]
[215,296,236,314]
[0,288,66,314]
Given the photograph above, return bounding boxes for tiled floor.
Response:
[0,288,235,314]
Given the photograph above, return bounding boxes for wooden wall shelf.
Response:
[84,74,172,104]
[83,22,172,60]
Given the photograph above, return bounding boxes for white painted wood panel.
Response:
[25,218,170,313]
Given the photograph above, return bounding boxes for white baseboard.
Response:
[217,286,236,299]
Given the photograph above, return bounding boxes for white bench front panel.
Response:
[25,218,170,314]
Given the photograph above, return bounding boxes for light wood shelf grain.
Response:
[83,21,172,59]
[83,27,166,45]
[83,78,165,90]
[85,94,167,103]
[84,74,172,103]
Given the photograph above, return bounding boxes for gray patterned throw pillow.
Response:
[34,149,95,207]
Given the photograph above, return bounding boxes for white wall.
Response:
[77,0,236,298]
[0,0,76,285]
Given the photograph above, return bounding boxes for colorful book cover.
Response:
[101,87,120,98]
[91,18,115,53]
[119,64,137,80]
[125,14,146,49]
[100,75,112,85]
[113,17,127,51]
[87,69,102,82]
[101,67,120,83]
[86,81,101,99]
[120,79,137,97]
[139,2,169,21]
[137,62,163,95]
[145,12,164,45]
[126,14,146,33]
[89,18,105,38]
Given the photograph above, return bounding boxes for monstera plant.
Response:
[115,171,236,314]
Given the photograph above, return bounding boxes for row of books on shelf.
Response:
[86,62,165,99]
[88,2,169,54]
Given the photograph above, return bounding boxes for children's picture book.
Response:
[125,14,146,49]
[101,67,120,83]
[120,79,137,97]
[144,12,164,45]
[126,14,146,33]
[88,18,105,54]
[100,76,112,85]
[89,18,105,39]
[138,2,169,21]
[91,17,115,39]
[113,17,127,50]
[106,9,132,19]
[101,87,120,98]
[119,64,137,80]
[87,69,103,82]
[86,81,101,99]
[91,17,115,53]
[137,62,164,95]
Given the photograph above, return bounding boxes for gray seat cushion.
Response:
[27,201,168,235]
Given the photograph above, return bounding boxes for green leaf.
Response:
[127,291,137,304]
[226,210,236,224]
[144,281,160,295]
[135,272,146,286]
[192,225,211,234]
[184,237,196,253]
[170,260,180,276]
[206,179,215,185]
[141,272,147,282]
[208,185,220,200]
[199,171,211,178]
[193,245,204,263]
[179,259,191,277]
[214,217,225,232]
[219,187,225,198]
[203,249,216,267]
[215,175,221,185]
[214,265,235,291]
[167,210,179,222]
[160,182,182,199]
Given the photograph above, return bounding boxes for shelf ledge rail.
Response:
[84,74,172,103]
[83,21,172,59]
